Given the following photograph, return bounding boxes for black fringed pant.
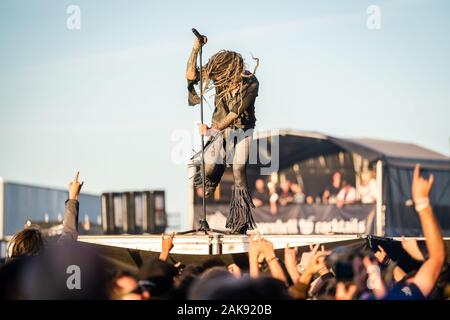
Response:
[195,128,256,233]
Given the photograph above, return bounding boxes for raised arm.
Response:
[410,164,446,297]
[284,245,300,283]
[186,37,207,106]
[260,238,288,284]
[58,171,83,243]
[248,238,261,278]
[159,233,175,261]
[186,47,199,81]
[288,244,330,299]
[186,36,206,80]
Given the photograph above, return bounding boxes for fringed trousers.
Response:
[196,128,256,233]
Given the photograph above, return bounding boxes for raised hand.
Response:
[162,232,175,251]
[363,256,386,299]
[374,245,389,265]
[259,238,287,284]
[259,238,276,261]
[193,35,208,50]
[412,164,434,205]
[284,245,300,282]
[159,232,175,261]
[304,244,331,276]
[299,244,328,274]
[284,245,298,268]
[248,238,262,278]
[249,238,262,260]
[68,171,83,200]
[298,244,318,271]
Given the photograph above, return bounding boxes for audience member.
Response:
[291,183,306,204]
[110,271,150,300]
[268,182,279,215]
[7,171,82,262]
[322,171,342,204]
[251,178,270,208]
[6,228,44,262]
[306,195,315,205]
[1,164,447,301]
[383,165,446,300]
[278,179,294,207]
[336,180,357,208]
[358,170,377,204]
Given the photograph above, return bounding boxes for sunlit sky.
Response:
[1,0,449,228]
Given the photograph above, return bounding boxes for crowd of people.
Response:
[0,165,448,300]
[252,170,378,214]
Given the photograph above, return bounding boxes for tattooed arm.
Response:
[186,37,207,106]
[198,80,259,135]
[186,46,201,106]
[186,46,200,81]
[212,112,238,131]
[186,36,206,80]
[198,112,238,136]
[210,79,259,131]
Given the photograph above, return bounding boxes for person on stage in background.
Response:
[252,179,270,208]
[185,35,259,234]
[322,171,343,204]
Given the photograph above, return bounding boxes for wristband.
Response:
[266,256,279,264]
[414,198,430,213]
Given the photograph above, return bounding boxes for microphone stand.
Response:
[197,39,209,233]
[178,29,227,236]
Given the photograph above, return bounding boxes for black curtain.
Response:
[384,166,450,237]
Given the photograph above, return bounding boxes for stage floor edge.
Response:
[78,234,364,255]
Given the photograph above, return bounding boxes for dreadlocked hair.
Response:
[202,50,259,102]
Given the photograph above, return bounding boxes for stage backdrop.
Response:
[193,204,376,235]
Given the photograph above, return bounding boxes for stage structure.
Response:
[189,129,450,237]
[79,234,360,255]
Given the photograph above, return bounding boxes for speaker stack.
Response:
[101,190,167,235]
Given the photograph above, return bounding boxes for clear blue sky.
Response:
[1,0,449,228]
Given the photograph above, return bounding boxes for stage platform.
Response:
[78,234,363,255]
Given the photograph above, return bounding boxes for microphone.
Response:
[192,28,206,44]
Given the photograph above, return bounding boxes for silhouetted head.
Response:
[188,266,234,300]
[139,258,178,298]
[21,242,109,300]
[202,277,292,300]
[0,256,32,299]
[202,258,227,271]
[7,227,44,262]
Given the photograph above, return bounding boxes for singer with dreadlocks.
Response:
[186,35,260,234]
